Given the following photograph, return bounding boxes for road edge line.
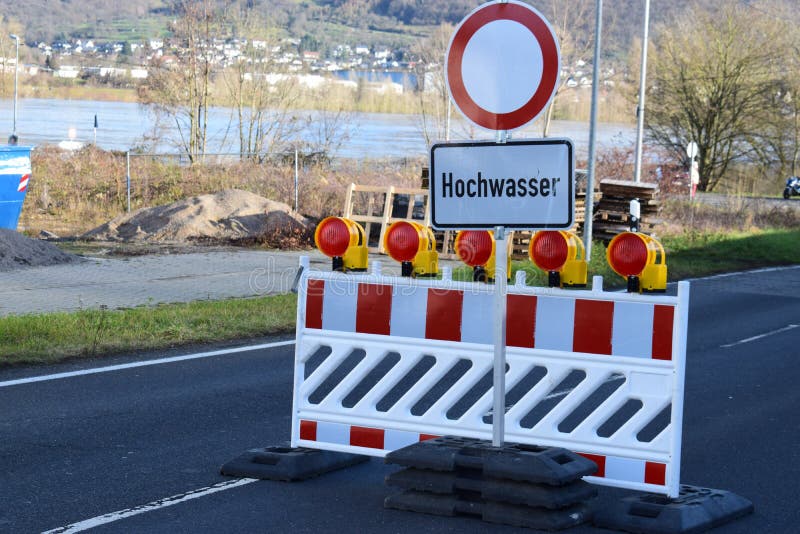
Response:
[0,340,295,389]
[42,478,258,533]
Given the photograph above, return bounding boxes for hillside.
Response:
[1,0,701,54]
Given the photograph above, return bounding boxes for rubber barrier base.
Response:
[386,467,597,509]
[385,490,594,531]
[220,446,368,481]
[385,436,597,485]
[593,484,754,533]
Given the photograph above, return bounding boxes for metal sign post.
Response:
[492,224,508,446]
[492,128,508,447]
[438,0,566,448]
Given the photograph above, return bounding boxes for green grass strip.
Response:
[661,229,800,279]
[0,293,297,367]
[2,229,797,367]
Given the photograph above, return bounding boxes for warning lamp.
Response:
[606,231,667,293]
[454,230,511,283]
[314,216,368,272]
[383,221,438,278]
[529,230,587,288]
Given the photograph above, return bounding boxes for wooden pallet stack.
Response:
[592,179,660,241]
[344,170,658,262]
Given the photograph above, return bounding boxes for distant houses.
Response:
[5,35,616,94]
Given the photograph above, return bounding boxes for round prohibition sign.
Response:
[446,1,560,131]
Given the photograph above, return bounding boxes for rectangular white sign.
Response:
[430,139,574,230]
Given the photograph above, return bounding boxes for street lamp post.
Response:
[633,0,650,183]
[9,34,19,140]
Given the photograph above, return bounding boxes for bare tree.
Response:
[301,99,357,159]
[138,0,219,162]
[645,3,784,191]
[747,0,800,178]
[539,0,594,137]
[411,23,454,147]
[221,7,304,160]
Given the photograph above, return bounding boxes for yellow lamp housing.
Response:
[560,234,588,288]
[383,221,439,278]
[606,231,667,293]
[528,230,588,288]
[314,216,368,272]
[412,225,439,278]
[482,233,505,282]
[639,239,667,292]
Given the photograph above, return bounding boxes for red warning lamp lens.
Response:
[531,231,569,271]
[456,230,493,267]
[315,217,351,257]
[608,232,648,276]
[385,222,420,262]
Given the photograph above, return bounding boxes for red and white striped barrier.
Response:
[17,174,30,192]
[304,278,675,359]
[291,260,689,497]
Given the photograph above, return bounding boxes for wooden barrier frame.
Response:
[343,183,458,258]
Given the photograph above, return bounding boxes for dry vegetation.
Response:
[19,145,421,236]
[18,144,798,240]
[659,197,800,235]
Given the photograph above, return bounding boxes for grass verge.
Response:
[661,229,800,279]
[0,293,297,367]
[1,229,797,368]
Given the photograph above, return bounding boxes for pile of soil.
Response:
[0,229,82,271]
[82,189,311,245]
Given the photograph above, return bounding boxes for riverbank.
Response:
[14,82,138,103]
[7,74,632,121]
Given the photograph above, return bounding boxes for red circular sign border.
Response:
[447,2,560,131]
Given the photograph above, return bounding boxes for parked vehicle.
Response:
[784,176,800,199]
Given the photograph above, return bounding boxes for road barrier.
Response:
[291,259,689,497]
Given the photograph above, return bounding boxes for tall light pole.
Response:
[9,34,19,139]
[584,0,603,261]
[633,0,650,183]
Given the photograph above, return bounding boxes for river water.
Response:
[0,97,635,160]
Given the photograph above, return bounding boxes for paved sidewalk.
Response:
[0,249,464,316]
[0,249,327,316]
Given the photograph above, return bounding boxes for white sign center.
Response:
[461,20,544,115]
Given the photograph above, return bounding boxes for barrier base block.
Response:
[386,467,597,509]
[385,490,594,530]
[385,436,597,485]
[593,484,754,534]
[220,446,368,481]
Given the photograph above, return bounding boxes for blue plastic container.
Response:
[0,145,32,230]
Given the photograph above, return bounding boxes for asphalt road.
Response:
[1,266,799,533]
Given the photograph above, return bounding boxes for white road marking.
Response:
[42,478,258,533]
[0,340,294,389]
[682,264,800,283]
[720,324,799,348]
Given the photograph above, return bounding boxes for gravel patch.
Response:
[0,229,82,271]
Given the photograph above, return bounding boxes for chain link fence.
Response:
[20,146,425,236]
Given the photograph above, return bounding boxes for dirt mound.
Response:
[0,229,82,271]
[82,189,310,244]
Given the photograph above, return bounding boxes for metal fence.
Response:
[122,150,425,217]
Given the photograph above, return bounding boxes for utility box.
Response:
[0,146,32,230]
